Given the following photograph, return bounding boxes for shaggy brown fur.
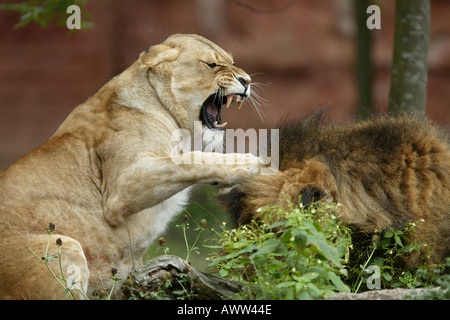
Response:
[219,110,450,269]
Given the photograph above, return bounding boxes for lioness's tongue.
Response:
[207,103,218,118]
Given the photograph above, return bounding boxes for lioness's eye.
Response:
[207,63,218,69]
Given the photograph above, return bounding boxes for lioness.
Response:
[0,34,261,299]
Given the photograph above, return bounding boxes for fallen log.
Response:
[121,255,245,300]
[327,287,444,300]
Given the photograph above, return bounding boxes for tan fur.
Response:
[0,34,260,299]
[220,111,450,269]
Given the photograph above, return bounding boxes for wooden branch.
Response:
[328,287,445,300]
[121,255,246,300]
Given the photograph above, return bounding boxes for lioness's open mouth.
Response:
[200,92,245,130]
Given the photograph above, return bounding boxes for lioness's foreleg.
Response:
[104,151,261,226]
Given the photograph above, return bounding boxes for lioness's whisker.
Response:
[248,95,268,123]
[248,72,267,79]
[251,81,272,92]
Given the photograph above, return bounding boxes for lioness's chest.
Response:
[122,187,192,249]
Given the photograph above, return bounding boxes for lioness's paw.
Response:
[222,155,263,184]
[223,153,262,167]
[104,197,127,227]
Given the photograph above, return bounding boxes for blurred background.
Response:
[1,0,450,269]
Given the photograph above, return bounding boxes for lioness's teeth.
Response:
[237,100,243,110]
[225,95,233,109]
[213,121,228,128]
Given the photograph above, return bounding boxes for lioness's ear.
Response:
[139,44,179,68]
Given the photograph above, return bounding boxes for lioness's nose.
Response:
[238,76,251,89]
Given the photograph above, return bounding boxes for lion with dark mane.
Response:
[219,109,450,269]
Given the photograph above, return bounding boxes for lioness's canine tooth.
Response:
[216,122,228,128]
[237,100,243,110]
[226,95,233,108]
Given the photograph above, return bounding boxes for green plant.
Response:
[157,236,170,255]
[175,215,208,262]
[28,222,120,300]
[206,200,353,300]
[411,258,450,300]
[0,0,93,29]
[28,222,89,299]
[349,219,433,292]
[204,197,447,300]
[147,214,208,300]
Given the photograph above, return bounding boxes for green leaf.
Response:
[15,11,33,28]
[308,237,341,267]
[249,239,279,259]
[267,220,286,229]
[219,269,229,277]
[292,230,307,251]
[339,268,348,277]
[300,272,320,282]
[306,283,323,297]
[384,230,394,238]
[299,290,313,300]
[328,271,350,293]
[394,234,404,247]
[276,281,297,288]
[398,242,425,254]
[280,228,293,243]
[382,272,393,281]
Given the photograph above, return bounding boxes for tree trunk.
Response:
[354,0,373,119]
[388,0,430,116]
